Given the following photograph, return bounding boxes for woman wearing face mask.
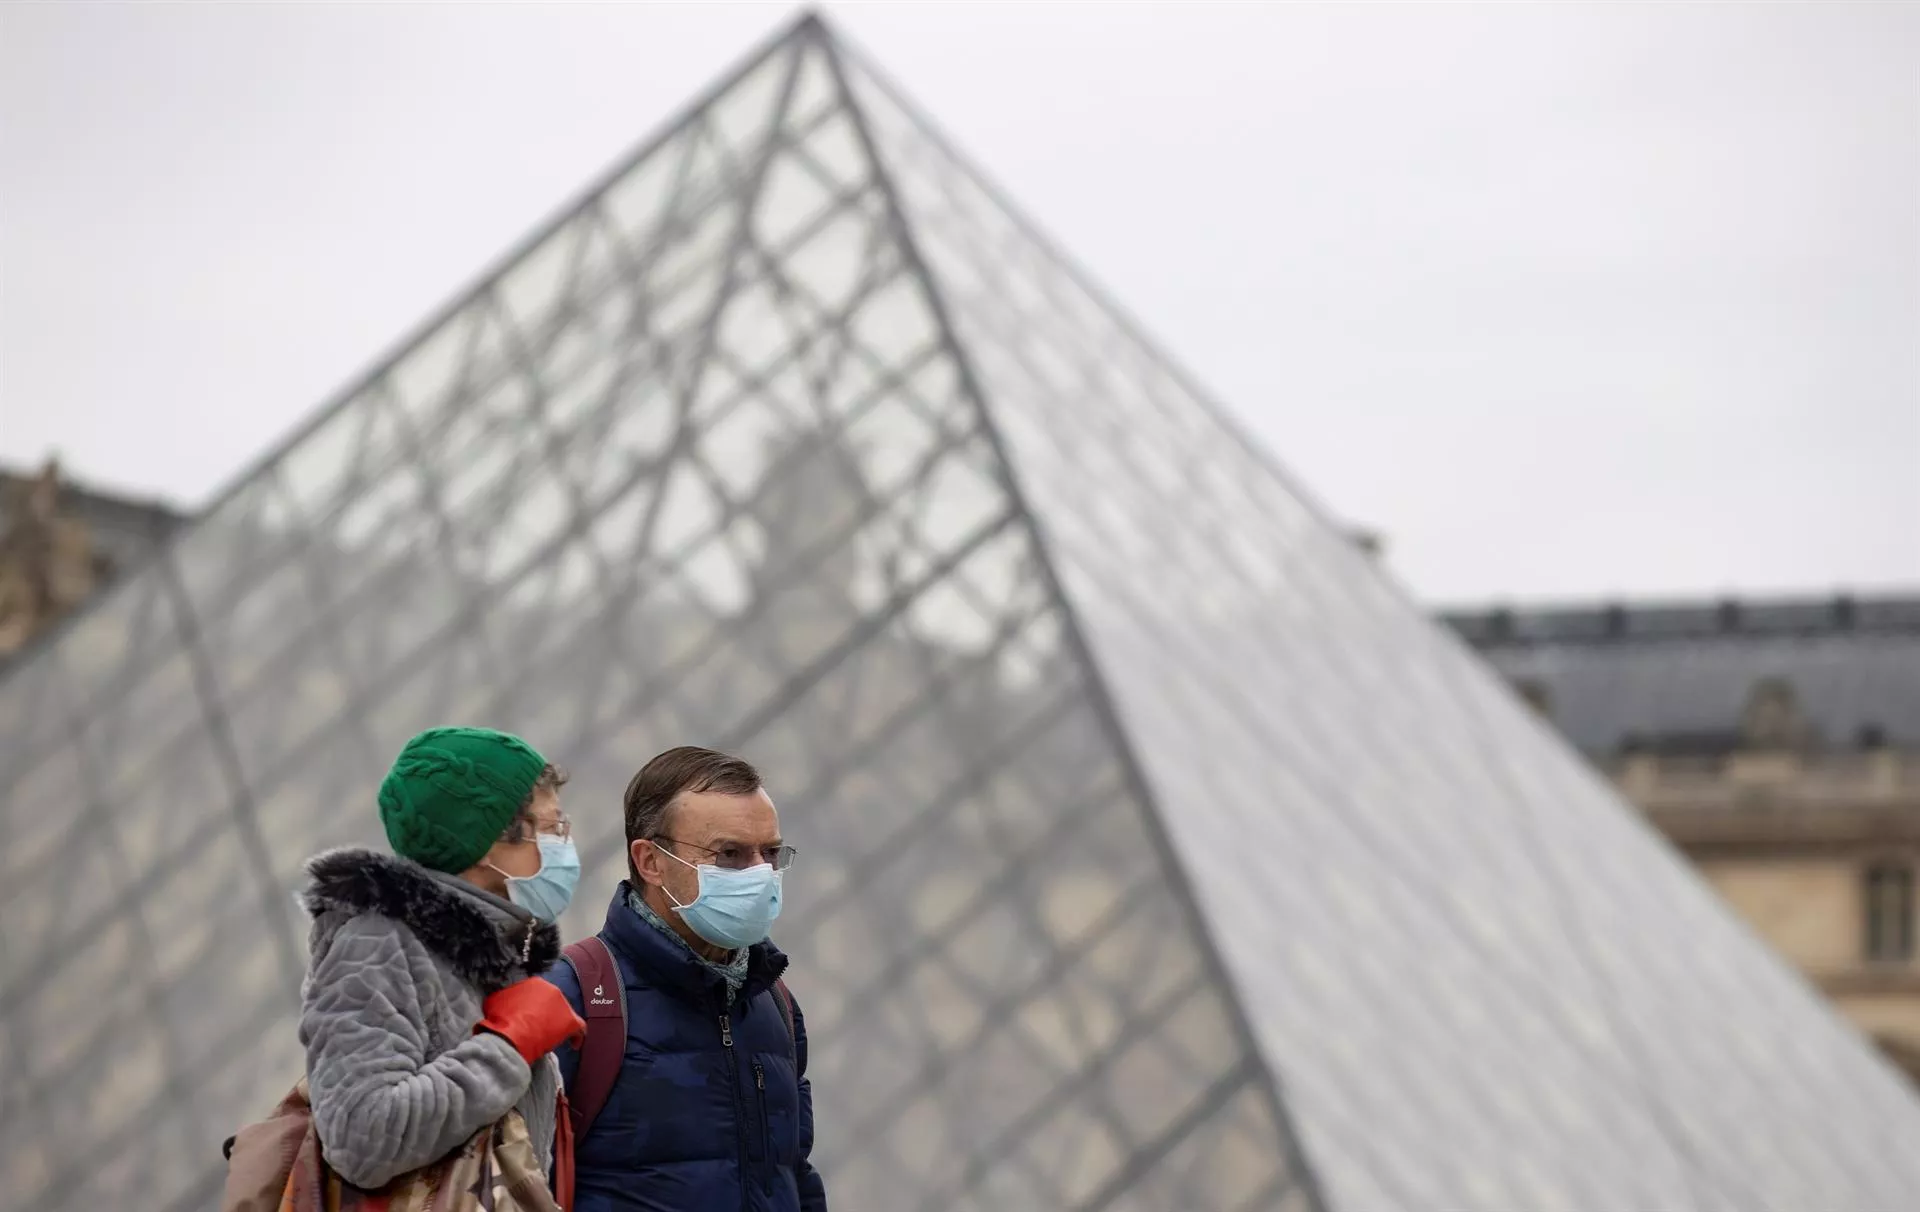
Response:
[299,726,587,1191]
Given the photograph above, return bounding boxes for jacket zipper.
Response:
[721,1011,749,1212]
[753,1060,771,1189]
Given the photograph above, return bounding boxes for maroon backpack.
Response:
[559,937,796,1141]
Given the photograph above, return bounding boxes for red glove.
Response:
[477,980,586,1065]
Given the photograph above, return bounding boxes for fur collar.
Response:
[304,848,560,992]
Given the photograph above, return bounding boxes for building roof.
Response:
[0,462,185,577]
[1445,595,1920,753]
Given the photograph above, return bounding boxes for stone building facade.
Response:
[0,459,181,659]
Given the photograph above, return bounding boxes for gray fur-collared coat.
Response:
[300,848,562,1189]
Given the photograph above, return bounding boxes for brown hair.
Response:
[624,747,761,876]
[502,763,569,843]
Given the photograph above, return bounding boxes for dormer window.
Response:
[1740,677,1801,751]
[1865,864,1915,963]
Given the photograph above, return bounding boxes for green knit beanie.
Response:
[377,727,547,873]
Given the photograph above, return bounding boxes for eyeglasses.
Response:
[655,838,797,872]
[506,811,571,842]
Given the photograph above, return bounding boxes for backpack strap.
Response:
[559,937,627,1142]
[770,977,797,1058]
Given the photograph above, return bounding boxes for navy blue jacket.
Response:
[544,885,827,1212]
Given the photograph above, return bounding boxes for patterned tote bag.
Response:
[224,1080,571,1212]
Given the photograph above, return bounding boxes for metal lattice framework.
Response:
[3,15,1919,1212]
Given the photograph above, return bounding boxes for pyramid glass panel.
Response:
[2,15,1916,1212]
[839,35,1920,1212]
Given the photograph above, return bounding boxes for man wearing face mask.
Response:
[544,746,828,1212]
[299,726,587,1190]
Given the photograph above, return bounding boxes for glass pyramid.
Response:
[3,14,1916,1212]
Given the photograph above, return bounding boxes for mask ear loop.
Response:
[483,828,551,886]
[485,852,547,885]
[655,843,701,912]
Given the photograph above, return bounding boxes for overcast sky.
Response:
[1,2,1914,605]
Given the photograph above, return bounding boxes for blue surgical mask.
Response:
[661,847,783,949]
[494,834,580,923]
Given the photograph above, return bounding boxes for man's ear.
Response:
[629,838,656,888]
